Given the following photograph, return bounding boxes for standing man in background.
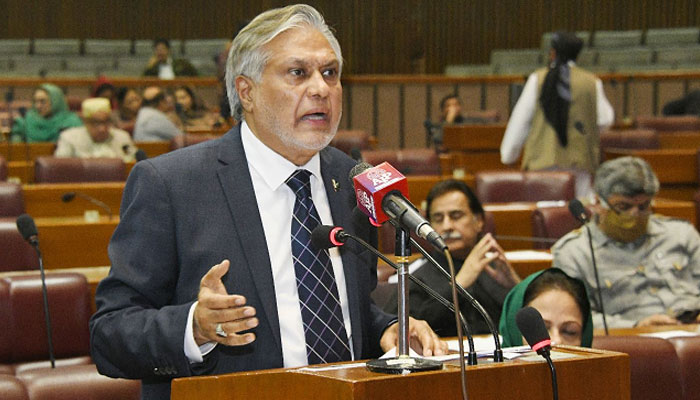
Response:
[500,32,614,199]
[90,5,445,400]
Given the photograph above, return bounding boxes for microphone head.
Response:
[349,147,363,162]
[61,192,77,203]
[311,225,346,250]
[16,214,38,242]
[135,149,148,161]
[516,306,552,354]
[348,162,373,181]
[568,199,589,223]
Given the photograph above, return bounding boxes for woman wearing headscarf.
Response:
[500,32,614,199]
[499,268,593,348]
[11,83,83,143]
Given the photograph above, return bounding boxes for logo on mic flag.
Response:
[352,162,409,224]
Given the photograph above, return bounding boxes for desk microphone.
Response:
[311,224,478,365]
[16,214,56,369]
[516,306,558,400]
[61,191,113,220]
[568,199,608,335]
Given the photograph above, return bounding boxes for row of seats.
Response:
[0,38,228,58]
[447,27,700,76]
[0,273,139,399]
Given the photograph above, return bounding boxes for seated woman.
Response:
[112,87,142,134]
[499,268,593,347]
[174,86,220,129]
[11,83,83,143]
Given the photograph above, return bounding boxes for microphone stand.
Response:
[33,242,56,368]
[338,230,478,364]
[365,226,443,374]
[584,224,609,335]
[409,237,504,362]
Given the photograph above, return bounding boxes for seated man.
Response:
[55,97,136,161]
[133,86,184,142]
[143,38,198,79]
[384,179,520,336]
[553,156,700,328]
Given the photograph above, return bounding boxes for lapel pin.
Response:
[332,179,340,192]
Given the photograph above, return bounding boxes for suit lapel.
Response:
[215,127,282,353]
[320,149,364,359]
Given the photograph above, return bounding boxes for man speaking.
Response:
[89,5,445,400]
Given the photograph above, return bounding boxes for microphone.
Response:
[349,147,363,162]
[350,162,447,251]
[516,307,558,400]
[311,224,478,365]
[352,207,505,362]
[61,191,113,220]
[15,214,56,369]
[567,199,608,335]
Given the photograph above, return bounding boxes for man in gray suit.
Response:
[89,5,445,400]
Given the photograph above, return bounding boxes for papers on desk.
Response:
[640,329,700,339]
[505,250,553,261]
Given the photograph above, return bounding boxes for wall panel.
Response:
[2,1,698,74]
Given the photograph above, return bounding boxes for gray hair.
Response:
[594,156,660,199]
[225,4,342,121]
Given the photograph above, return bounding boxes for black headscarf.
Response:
[540,32,584,147]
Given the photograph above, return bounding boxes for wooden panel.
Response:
[658,132,700,149]
[376,85,401,149]
[604,148,698,184]
[135,141,172,158]
[451,151,517,174]
[443,125,507,151]
[0,142,55,162]
[484,83,511,120]
[172,347,630,400]
[403,84,429,148]
[23,182,125,218]
[349,85,375,140]
[657,81,686,115]
[627,81,654,117]
[34,216,117,269]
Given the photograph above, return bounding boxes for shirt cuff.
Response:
[184,301,217,363]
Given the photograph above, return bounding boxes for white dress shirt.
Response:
[500,62,615,165]
[184,121,354,366]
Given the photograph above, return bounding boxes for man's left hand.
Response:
[380,317,447,357]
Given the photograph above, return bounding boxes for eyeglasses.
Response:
[599,196,652,215]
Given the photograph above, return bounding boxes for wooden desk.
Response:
[24,182,125,218]
[595,324,700,337]
[0,142,55,162]
[442,124,506,151]
[172,347,630,400]
[135,141,171,158]
[406,175,475,208]
[484,199,696,250]
[658,131,700,149]
[35,216,117,269]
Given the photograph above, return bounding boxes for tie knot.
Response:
[286,169,313,199]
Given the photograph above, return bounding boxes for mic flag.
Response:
[352,161,409,224]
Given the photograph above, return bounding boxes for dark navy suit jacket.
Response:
[89,125,394,400]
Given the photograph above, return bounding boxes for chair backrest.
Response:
[34,157,125,183]
[636,115,700,132]
[531,206,586,249]
[18,364,141,400]
[329,129,371,155]
[668,336,700,399]
[0,220,38,272]
[360,148,440,175]
[0,182,25,217]
[599,129,660,161]
[169,134,219,150]
[0,375,28,400]
[0,155,7,180]
[592,335,683,400]
[0,273,91,363]
[475,170,576,203]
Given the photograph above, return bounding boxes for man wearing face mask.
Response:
[553,156,700,328]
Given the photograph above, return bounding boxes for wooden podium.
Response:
[172,347,630,400]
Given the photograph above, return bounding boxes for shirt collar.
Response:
[240,120,321,191]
